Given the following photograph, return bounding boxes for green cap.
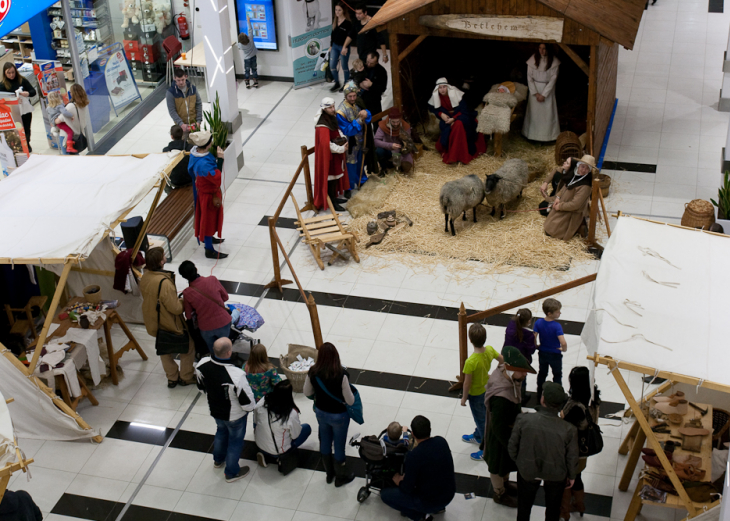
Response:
[502,345,536,374]
[542,382,567,408]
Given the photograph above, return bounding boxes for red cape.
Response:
[314,125,349,210]
[195,170,224,240]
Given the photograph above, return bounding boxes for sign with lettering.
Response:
[419,15,564,42]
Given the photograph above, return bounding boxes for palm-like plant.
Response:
[711,171,730,219]
[203,92,228,150]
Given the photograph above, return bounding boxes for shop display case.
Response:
[47,0,113,72]
[121,0,174,86]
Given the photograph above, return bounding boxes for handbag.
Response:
[316,376,364,425]
[190,286,232,314]
[73,105,88,153]
[267,411,298,475]
[575,403,603,457]
[154,278,190,355]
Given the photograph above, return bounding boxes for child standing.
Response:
[46,91,77,153]
[349,59,366,89]
[245,344,281,402]
[461,323,502,461]
[237,15,258,89]
[503,308,536,404]
[533,298,568,402]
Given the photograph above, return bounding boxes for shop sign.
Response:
[0,0,58,35]
[419,15,565,42]
[0,98,29,177]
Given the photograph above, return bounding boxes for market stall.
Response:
[0,151,182,440]
[582,215,729,520]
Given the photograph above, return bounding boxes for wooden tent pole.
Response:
[28,262,74,374]
[587,178,600,246]
[307,293,324,349]
[587,45,598,157]
[389,32,402,109]
[300,145,316,213]
[397,34,427,62]
[130,176,167,260]
[450,303,468,392]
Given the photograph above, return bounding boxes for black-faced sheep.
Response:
[439,174,485,236]
[485,159,529,220]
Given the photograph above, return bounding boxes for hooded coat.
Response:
[543,158,593,241]
[188,148,224,240]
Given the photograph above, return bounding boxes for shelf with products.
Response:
[0,34,34,63]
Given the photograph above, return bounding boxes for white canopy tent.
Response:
[0,152,181,442]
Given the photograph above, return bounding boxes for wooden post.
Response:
[598,187,611,237]
[618,424,646,491]
[300,145,316,213]
[307,293,324,349]
[587,45,598,157]
[587,178,600,246]
[131,177,167,260]
[264,218,290,292]
[389,32,402,110]
[397,34,427,62]
[449,303,468,392]
[557,43,589,76]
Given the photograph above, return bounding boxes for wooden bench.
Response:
[147,185,195,259]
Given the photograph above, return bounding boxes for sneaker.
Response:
[225,466,250,483]
[245,80,250,89]
[213,460,224,468]
[470,450,483,461]
[256,452,268,468]
[253,81,259,88]
[462,434,479,444]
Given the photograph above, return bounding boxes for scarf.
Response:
[316,112,339,132]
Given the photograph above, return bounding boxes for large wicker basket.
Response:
[595,173,611,198]
[555,131,582,165]
[279,344,318,393]
[681,199,715,230]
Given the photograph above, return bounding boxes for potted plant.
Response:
[711,171,730,220]
[203,92,228,151]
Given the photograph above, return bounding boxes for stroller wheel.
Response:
[357,487,370,503]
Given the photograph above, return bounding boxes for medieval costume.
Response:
[373,107,415,174]
[522,54,561,142]
[428,78,483,165]
[314,97,349,212]
[188,131,225,258]
[336,81,379,188]
[544,155,595,241]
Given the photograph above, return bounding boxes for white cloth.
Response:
[0,153,172,260]
[59,102,89,139]
[16,89,33,115]
[0,389,14,467]
[427,79,464,109]
[52,328,102,385]
[253,398,304,454]
[522,55,560,141]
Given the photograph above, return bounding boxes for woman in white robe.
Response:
[522,43,560,142]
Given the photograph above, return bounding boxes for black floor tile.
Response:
[601,161,657,173]
[710,0,724,12]
[343,295,394,313]
[388,301,439,319]
[51,493,118,521]
[407,376,458,398]
[120,504,172,521]
[168,513,226,521]
[354,370,411,392]
[106,421,173,446]
[258,215,299,229]
[169,429,215,453]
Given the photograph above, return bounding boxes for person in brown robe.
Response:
[543,155,595,241]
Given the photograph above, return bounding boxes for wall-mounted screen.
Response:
[234,0,279,51]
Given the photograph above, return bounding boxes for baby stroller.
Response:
[227,302,265,355]
[349,429,410,503]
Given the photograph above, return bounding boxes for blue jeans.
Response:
[329,44,350,84]
[244,55,258,80]
[315,408,350,463]
[536,351,563,399]
[213,415,247,478]
[200,320,232,352]
[468,393,486,444]
[260,423,312,459]
[381,486,450,521]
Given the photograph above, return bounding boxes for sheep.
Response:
[484,158,529,220]
[439,174,485,236]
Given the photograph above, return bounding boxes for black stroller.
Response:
[350,429,410,503]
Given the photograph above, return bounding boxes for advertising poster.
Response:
[0,98,30,178]
[101,48,141,113]
[287,0,331,90]
[33,60,69,149]
[235,0,278,50]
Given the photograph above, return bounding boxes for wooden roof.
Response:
[363,0,645,49]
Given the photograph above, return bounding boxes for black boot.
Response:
[330,82,341,92]
[322,455,335,484]
[334,460,355,487]
[205,249,228,259]
[328,180,345,211]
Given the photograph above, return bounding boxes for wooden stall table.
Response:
[50,297,147,386]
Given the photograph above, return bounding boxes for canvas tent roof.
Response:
[0,153,178,264]
[582,216,730,389]
[363,0,645,49]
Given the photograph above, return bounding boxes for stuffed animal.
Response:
[121,0,141,29]
[140,0,156,30]
[152,1,172,33]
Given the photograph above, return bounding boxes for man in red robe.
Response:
[188,131,227,259]
[314,97,349,212]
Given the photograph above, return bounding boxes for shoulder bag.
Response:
[267,410,298,475]
[316,375,364,425]
[72,105,88,153]
[190,286,233,315]
[573,402,604,457]
[155,278,191,355]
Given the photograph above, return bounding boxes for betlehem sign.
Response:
[419,15,564,42]
[0,0,59,35]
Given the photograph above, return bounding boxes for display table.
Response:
[33,343,98,411]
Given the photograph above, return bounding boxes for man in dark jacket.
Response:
[381,415,455,521]
[162,125,192,189]
[0,490,42,521]
[342,3,388,65]
[166,69,203,139]
[508,382,579,521]
[195,337,255,483]
[359,51,387,115]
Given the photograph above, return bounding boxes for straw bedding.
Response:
[347,135,597,272]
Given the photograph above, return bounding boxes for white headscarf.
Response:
[427,78,464,109]
[314,97,335,124]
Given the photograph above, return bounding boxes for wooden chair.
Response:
[293,194,360,270]
[4,296,48,341]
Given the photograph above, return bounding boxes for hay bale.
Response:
[347,174,398,218]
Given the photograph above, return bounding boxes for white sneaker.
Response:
[256,452,267,468]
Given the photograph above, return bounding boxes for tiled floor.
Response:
[9,3,730,521]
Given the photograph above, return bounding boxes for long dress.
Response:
[188,149,224,241]
[336,99,371,187]
[314,121,349,210]
[429,95,483,165]
[522,55,561,142]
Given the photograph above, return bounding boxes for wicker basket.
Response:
[595,173,611,198]
[555,131,582,165]
[279,344,318,393]
[681,199,715,230]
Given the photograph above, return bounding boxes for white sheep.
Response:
[484,158,529,219]
[439,174,485,236]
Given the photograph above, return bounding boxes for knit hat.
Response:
[343,80,359,95]
[542,382,566,408]
[388,107,402,119]
[189,130,212,148]
[502,345,536,374]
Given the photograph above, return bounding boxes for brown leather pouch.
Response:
[212,196,222,208]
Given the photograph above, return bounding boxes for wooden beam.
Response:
[587,44,598,157]
[587,178,600,245]
[70,267,116,277]
[557,43,589,76]
[398,34,427,61]
[131,176,167,261]
[612,213,730,239]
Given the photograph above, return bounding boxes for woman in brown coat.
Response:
[543,155,595,241]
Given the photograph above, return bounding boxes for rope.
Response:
[696,378,704,394]
[638,246,681,270]
[642,271,679,288]
[594,307,638,329]
[623,299,644,317]
[601,334,673,351]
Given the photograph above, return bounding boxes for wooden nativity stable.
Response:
[363,0,646,156]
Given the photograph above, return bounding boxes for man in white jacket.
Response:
[195,337,255,482]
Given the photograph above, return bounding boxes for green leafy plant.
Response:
[711,171,730,220]
[203,92,228,150]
